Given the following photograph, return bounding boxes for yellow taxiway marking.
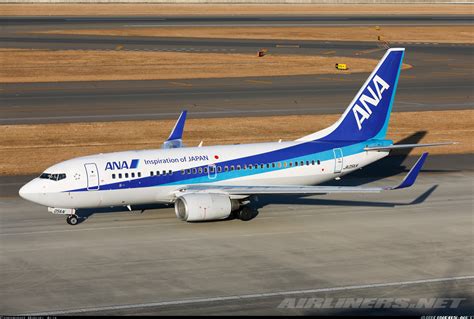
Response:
[320,50,336,55]
[317,76,353,82]
[245,79,273,85]
[275,44,300,48]
[355,47,386,55]
[168,81,193,87]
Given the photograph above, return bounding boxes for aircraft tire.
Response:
[66,215,79,226]
[238,206,256,221]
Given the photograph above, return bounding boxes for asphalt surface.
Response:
[1,154,473,315]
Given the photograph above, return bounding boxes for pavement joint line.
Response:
[18,275,474,316]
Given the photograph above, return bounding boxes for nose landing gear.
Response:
[66,214,79,225]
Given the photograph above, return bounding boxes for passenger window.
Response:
[266,164,270,168]
[317,160,321,165]
[186,169,191,174]
[230,166,235,171]
[260,164,264,169]
[236,165,241,171]
[163,170,166,176]
[306,161,310,166]
[125,173,129,178]
[284,162,287,167]
[112,174,116,179]
[278,163,282,168]
[311,160,315,165]
[301,161,304,166]
[131,172,135,178]
[224,166,229,172]
[217,166,222,173]
[272,163,275,168]
[156,171,160,176]
[138,172,141,177]
[198,168,203,174]
[294,162,298,167]
[248,164,252,169]
[169,170,173,175]
[192,168,197,174]
[150,171,154,176]
[119,173,122,178]
[181,169,185,175]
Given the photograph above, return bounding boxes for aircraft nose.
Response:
[19,180,40,202]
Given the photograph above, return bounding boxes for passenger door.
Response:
[84,163,100,190]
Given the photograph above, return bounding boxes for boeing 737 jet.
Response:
[19,48,453,225]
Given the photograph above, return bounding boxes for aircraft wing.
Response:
[176,153,428,196]
[163,110,187,149]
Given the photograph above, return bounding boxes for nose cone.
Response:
[19,179,41,203]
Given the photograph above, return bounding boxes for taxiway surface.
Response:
[1,154,472,315]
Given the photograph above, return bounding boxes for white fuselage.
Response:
[19,140,388,210]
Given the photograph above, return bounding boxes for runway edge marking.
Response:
[18,275,474,316]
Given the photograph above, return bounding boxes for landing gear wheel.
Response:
[66,214,79,226]
[238,206,257,221]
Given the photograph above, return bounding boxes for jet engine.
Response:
[174,193,240,222]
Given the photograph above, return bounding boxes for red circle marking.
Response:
[214,155,219,159]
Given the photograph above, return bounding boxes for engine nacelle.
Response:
[174,193,240,222]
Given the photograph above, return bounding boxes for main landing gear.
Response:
[236,206,259,221]
[66,214,79,225]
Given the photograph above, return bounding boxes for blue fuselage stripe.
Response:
[67,138,390,193]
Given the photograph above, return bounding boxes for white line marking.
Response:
[20,275,474,316]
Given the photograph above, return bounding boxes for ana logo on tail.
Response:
[352,75,390,130]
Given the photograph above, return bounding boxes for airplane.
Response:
[19,48,454,225]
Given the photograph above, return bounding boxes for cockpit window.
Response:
[40,173,66,181]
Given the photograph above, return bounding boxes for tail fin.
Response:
[298,48,405,142]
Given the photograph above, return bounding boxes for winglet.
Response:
[391,152,428,190]
[167,110,187,141]
[163,110,187,149]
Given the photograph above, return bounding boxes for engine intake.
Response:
[175,193,239,222]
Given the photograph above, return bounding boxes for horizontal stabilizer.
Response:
[364,142,456,151]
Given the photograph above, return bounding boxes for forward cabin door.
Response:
[84,163,100,190]
[333,148,343,174]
